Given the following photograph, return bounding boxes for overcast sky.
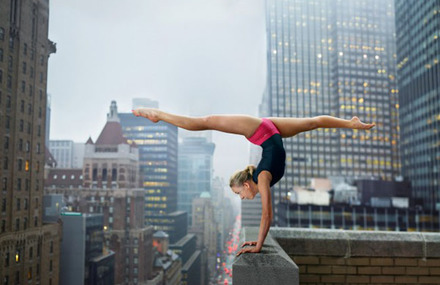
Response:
[48,0,267,182]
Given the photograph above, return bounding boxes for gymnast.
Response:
[132,108,375,256]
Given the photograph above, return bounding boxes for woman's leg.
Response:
[133,108,262,138]
[269,116,375,138]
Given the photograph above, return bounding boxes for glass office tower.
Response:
[263,0,400,220]
[119,114,178,216]
[395,0,440,210]
[178,137,215,225]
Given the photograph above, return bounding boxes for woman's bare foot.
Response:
[132,108,160,123]
[350,116,375,130]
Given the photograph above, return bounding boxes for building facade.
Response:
[59,213,115,285]
[0,1,60,284]
[83,102,139,190]
[119,112,178,217]
[262,0,400,223]
[394,0,440,210]
[178,137,215,225]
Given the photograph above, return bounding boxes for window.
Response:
[21,81,25,92]
[22,62,26,74]
[20,100,24,112]
[19,120,24,132]
[3,157,8,170]
[0,27,4,40]
[18,159,22,171]
[1,220,5,233]
[7,56,12,72]
[17,179,21,191]
[23,43,27,55]
[2,199,6,212]
[50,241,53,253]
[15,218,19,231]
[0,70,2,83]
[0,48,3,61]
[4,136,9,149]
[19,139,23,151]
[23,218,27,230]
[7,75,11,89]
[24,199,28,210]
[16,198,20,211]
[2,178,6,191]
[29,247,33,259]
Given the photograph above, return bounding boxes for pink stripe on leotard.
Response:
[247,118,280,145]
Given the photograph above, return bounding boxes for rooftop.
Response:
[233,227,440,285]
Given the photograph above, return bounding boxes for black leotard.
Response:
[246,118,286,187]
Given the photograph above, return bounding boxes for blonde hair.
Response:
[229,165,256,187]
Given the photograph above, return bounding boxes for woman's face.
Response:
[231,181,256,200]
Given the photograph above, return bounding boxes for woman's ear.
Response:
[243,181,250,189]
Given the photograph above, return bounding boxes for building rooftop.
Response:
[233,227,440,285]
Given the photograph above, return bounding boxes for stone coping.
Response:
[232,227,299,285]
[270,227,440,258]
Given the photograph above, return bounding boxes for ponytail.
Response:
[229,165,256,187]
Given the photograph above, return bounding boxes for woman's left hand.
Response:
[236,246,261,256]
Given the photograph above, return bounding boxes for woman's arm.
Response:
[236,171,273,256]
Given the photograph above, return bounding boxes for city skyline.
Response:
[47,0,267,182]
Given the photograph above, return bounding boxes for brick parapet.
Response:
[270,228,440,285]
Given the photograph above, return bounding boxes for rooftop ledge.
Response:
[233,227,440,285]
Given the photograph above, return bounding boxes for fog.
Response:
[48,0,267,181]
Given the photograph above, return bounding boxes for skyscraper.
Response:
[178,136,215,225]
[119,109,178,216]
[0,1,60,284]
[394,0,440,210]
[262,0,400,221]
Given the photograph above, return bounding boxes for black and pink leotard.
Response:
[247,118,286,187]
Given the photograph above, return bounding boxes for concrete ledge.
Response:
[270,228,440,258]
[232,227,299,285]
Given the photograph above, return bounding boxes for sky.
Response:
[47,0,267,182]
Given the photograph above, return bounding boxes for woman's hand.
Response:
[236,245,260,256]
[241,241,257,247]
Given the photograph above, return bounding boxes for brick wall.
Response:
[270,228,440,285]
[292,256,440,284]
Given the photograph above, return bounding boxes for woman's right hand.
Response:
[241,241,257,247]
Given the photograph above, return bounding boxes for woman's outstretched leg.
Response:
[132,108,262,138]
[269,116,375,138]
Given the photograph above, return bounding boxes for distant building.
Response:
[147,211,188,244]
[45,101,155,284]
[395,0,440,210]
[152,231,183,285]
[119,110,178,217]
[83,101,139,189]
[169,233,202,285]
[0,1,61,284]
[178,136,215,225]
[49,140,74,168]
[263,0,401,225]
[190,192,218,285]
[355,179,411,207]
[60,213,115,285]
[132,97,159,109]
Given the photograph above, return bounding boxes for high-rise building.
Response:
[59,213,115,285]
[178,136,215,225]
[394,0,440,210]
[0,1,60,284]
[49,140,74,168]
[262,0,400,222]
[119,110,178,216]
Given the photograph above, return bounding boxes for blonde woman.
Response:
[132,108,375,256]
